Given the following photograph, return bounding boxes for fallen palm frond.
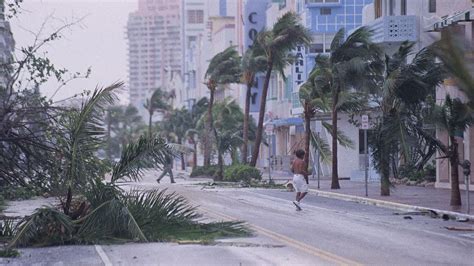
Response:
[76,198,147,243]
[7,187,250,247]
[8,208,75,248]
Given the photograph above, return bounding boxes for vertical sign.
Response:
[244,0,268,50]
[244,0,268,113]
[293,45,306,90]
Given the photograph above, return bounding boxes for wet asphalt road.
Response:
[2,181,473,265]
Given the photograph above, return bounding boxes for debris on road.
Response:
[444,227,474,232]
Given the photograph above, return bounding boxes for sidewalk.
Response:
[263,170,474,219]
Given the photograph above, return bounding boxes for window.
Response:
[306,0,339,3]
[310,43,324,53]
[401,0,407,15]
[320,8,331,15]
[429,0,436,13]
[374,0,382,18]
[389,0,394,16]
[187,10,204,24]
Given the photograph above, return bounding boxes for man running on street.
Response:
[290,149,309,211]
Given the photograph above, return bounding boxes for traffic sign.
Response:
[265,124,274,134]
[361,115,369,129]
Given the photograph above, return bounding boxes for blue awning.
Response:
[271,117,303,127]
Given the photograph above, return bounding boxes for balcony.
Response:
[367,15,418,43]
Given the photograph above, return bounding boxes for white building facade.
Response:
[362,0,474,190]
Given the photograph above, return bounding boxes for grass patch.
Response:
[0,249,19,258]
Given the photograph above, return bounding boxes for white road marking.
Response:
[94,245,112,266]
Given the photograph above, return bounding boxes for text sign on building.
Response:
[245,0,268,113]
[293,45,307,90]
[361,114,369,130]
[244,0,268,50]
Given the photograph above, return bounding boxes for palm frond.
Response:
[66,82,122,186]
[322,121,354,148]
[310,132,331,164]
[111,134,171,183]
[76,198,147,243]
[8,208,75,248]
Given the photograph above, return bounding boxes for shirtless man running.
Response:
[290,149,309,211]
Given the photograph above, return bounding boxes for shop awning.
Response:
[428,8,473,32]
[271,117,303,127]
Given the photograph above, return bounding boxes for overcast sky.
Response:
[11,0,138,103]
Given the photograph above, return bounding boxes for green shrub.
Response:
[223,164,262,184]
[0,249,19,258]
[190,165,221,177]
[1,185,38,201]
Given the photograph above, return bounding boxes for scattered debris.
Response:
[444,227,474,232]
[403,216,413,220]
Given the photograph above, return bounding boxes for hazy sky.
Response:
[11,0,138,103]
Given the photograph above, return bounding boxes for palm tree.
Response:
[105,105,124,160]
[429,31,473,206]
[240,46,266,164]
[212,99,246,180]
[250,12,312,167]
[161,108,194,170]
[204,46,242,166]
[431,96,473,206]
[371,42,444,196]
[120,104,144,147]
[432,30,474,106]
[310,27,380,189]
[298,64,330,172]
[144,88,175,137]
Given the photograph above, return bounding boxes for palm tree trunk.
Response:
[250,62,273,167]
[178,137,185,171]
[148,110,153,138]
[242,83,252,164]
[216,150,224,181]
[106,112,112,161]
[449,136,462,206]
[204,87,215,166]
[303,103,311,172]
[331,90,340,189]
[192,139,197,169]
[380,148,391,196]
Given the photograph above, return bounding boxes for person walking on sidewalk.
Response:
[157,154,175,183]
[291,149,309,211]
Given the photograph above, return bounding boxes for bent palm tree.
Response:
[431,96,473,206]
[144,88,175,137]
[250,11,312,167]
[372,43,444,196]
[299,65,330,172]
[312,27,380,189]
[204,47,242,166]
[430,30,474,206]
[241,46,267,164]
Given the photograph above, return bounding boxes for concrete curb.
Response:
[308,188,474,220]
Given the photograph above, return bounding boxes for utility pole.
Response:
[462,160,471,214]
[361,115,369,197]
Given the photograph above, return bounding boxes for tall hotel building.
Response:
[126,0,182,116]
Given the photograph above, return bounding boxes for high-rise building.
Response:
[0,3,15,88]
[126,0,182,117]
[180,0,238,110]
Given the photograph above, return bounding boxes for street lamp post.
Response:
[461,160,471,214]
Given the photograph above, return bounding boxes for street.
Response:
[4,178,472,266]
